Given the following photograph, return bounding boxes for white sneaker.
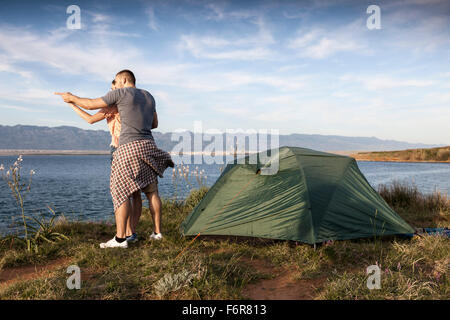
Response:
[150,232,163,240]
[100,237,128,248]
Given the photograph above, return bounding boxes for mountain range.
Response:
[0,125,442,152]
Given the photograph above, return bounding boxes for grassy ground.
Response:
[0,184,448,300]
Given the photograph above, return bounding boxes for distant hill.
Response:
[0,125,442,152]
[351,146,450,162]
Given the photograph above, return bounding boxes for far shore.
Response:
[0,149,371,157]
[0,149,110,156]
[1,149,449,163]
[0,149,256,156]
[350,158,450,164]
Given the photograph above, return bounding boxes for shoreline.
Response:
[350,157,450,164]
[1,149,449,163]
[0,150,110,156]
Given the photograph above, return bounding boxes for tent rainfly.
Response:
[180,146,414,244]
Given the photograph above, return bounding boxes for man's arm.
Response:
[72,97,107,110]
[55,92,108,110]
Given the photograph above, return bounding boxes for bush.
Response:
[184,187,209,210]
[378,181,449,213]
[436,149,450,161]
[378,181,449,227]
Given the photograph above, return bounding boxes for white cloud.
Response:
[287,19,368,59]
[0,26,284,95]
[146,7,159,31]
[36,118,84,126]
[178,13,275,61]
[90,13,109,23]
[381,5,450,54]
[205,2,226,21]
[0,85,61,107]
[288,29,323,48]
[211,105,250,117]
[305,37,361,59]
[0,26,191,91]
[0,105,48,113]
[340,74,435,90]
[204,3,264,22]
[178,35,274,60]
[80,10,141,37]
[0,59,33,79]
[220,72,308,91]
[89,24,141,38]
[0,27,142,81]
[425,92,450,103]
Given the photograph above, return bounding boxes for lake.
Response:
[0,155,449,235]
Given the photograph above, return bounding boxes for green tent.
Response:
[180,146,414,244]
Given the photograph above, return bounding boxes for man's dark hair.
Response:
[116,69,136,85]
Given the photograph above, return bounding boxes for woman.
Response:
[67,80,142,243]
[68,80,120,161]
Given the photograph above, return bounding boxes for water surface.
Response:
[0,155,448,235]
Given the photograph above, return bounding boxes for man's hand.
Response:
[54,92,76,103]
[55,92,106,110]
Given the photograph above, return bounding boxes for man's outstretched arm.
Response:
[55,92,108,110]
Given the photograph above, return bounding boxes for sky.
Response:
[0,0,449,145]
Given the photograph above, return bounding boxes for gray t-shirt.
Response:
[102,87,155,146]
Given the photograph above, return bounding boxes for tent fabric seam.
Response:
[312,157,354,241]
[292,150,315,243]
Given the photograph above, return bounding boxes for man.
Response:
[55,70,174,248]
[65,79,147,243]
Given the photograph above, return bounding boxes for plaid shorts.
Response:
[110,139,173,211]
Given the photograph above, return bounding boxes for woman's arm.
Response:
[68,103,107,124]
[152,111,158,129]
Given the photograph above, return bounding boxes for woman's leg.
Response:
[125,204,133,237]
[131,191,142,233]
[125,191,142,236]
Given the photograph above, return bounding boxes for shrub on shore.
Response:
[378,181,449,227]
[357,146,450,162]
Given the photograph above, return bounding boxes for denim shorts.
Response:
[142,182,158,194]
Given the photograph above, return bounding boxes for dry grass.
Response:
[378,180,449,227]
[354,146,450,162]
[0,183,448,300]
